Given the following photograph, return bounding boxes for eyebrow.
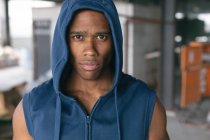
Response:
[69,31,86,35]
[69,31,111,35]
[95,32,111,35]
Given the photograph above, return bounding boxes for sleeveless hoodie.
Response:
[23,0,156,140]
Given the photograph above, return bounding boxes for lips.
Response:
[79,61,99,71]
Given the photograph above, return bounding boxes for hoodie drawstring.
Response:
[54,94,61,140]
[114,87,121,140]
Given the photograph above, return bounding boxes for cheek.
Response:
[69,46,78,64]
[107,49,114,63]
[102,45,114,63]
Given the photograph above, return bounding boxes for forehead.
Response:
[70,10,109,27]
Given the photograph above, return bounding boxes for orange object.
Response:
[201,64,210,97]
[189,41,203,48]
[203,44,210,53]
[180,45,202,71]
[180,45,202,108]
[202,45,210,96]
[181,69,201,108]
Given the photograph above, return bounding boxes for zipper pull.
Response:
[86,115,91,140]
[86,115,90,124]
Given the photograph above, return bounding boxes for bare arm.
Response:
[149,98,170,140]
[12,100,33,140]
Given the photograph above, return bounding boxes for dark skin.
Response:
[12,10,169,140]
[65,10,114,113]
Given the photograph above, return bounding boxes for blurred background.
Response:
[0,0,210,139]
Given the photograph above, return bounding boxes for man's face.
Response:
[68,10,113,80]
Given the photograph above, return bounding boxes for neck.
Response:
[65,70,114,97]
[64,69,114,114]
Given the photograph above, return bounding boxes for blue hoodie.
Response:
[23,0,156,140]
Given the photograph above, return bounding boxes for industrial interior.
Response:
[0,0,210,139]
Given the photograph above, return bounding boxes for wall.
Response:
[133,5,160,82]
[115,2,135,74]
[32,6,60,45]
[115,2,161,83]
[0,0,6,45]
[32,6,60,79]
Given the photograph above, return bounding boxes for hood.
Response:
[51,0,123,93]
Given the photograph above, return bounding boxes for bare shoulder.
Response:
[149,97,170,140]
[12,100,33,140]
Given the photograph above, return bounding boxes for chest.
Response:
[68,91,102,114]
[31,95,149,140]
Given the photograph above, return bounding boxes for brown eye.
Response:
[72,35,84,41]
[95,34,108,41]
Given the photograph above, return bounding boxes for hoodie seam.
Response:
[143,91,156,139]
[53,58,65,76]
[60,0,73,35]
[28,92,35,138]
[143,94,150,139]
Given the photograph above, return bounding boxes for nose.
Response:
[83,38,97,57]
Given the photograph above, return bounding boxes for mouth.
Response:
[79,61,100,71]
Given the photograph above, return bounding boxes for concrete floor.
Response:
[167,111,210,140]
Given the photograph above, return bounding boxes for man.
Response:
[13,0,169,140]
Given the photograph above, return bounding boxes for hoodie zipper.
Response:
[86,115,91,140]
[85,98,102,140]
